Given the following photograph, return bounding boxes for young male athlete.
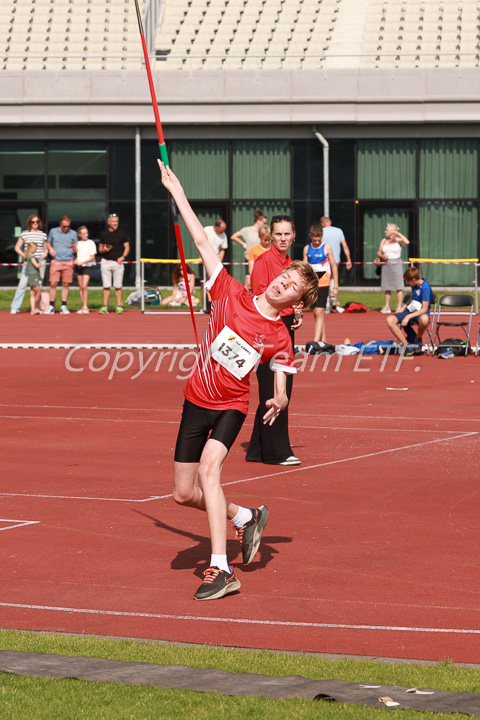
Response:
[159,161,318,601]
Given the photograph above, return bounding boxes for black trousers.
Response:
[246,315,295,464]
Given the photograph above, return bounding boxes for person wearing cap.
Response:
[98,213,130,314]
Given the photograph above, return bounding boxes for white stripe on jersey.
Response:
[21,231,47,258]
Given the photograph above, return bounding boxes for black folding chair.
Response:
[403,292,437,355]
[433,294,474,356]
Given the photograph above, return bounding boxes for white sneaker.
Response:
[380,306,392,314]
[10,310,19,315]
[279,456,301,466]
[82,307,90,314]
[60,306,70,315]
[43,305,55,315]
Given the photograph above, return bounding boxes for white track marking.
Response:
[0,601,478,635]
[0,519,40,532]
[291,412,480,423]
[0,343,197,350]
[0,415,178,425]
[218,431,478,489]
[0,433,475,504]
[0,403,178,413]
[0,494,163,503]
[1,404,479,425]
[0,411,472,435]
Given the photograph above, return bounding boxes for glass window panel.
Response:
[47,201,107,241]
[330,141,355,200]
[293,140,322,201]
[420,140,478,199]
[233,140,290,199]
[358,140,416,199]
[171,140,229,199]
[419,201,478,285]
[0,141,45,200]
[141,141,169,200]
[109,141,135,201]
[141,202,171,286]
[48,142,107,200]
[293,200,323,259]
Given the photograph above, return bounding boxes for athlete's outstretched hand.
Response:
[158,160,181,194]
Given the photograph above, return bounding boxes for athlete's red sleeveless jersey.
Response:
[184,265,296,413]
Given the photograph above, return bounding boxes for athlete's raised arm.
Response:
[158,161,219,278]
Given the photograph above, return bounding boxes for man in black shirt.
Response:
[98,213,130,314]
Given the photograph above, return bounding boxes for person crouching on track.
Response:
[159,161,318,601]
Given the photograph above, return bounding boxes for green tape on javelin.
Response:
[159,143,170,167]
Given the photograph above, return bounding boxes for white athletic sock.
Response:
[231,506,253,529]
[210,554,230,573]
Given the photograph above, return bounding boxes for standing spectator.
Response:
[377,223,409,314]
[10,214,47,315]
[246,214,307,466]
[231,209,267,289]
[320,216,352,310]
[204,220,228,262]
[24,242,44,315]
[246,225,272,288]
[303,224,338,344]
[44,215,78,315]
[74,226,97,314]
[98,213,130,314]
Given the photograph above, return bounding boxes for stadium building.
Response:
[1,0,480,287]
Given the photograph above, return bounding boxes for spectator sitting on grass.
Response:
[161,262,200,307]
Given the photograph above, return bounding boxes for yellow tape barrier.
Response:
[141,258,202,264]
[409,258,478,264]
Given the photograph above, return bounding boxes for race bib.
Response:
[406,299,422,312]
[211,325,262,380]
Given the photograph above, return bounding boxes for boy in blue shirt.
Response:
[386,267,433,353]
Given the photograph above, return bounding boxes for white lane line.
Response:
[1,433,475,504]
[0,403,176,413]
[0,415,178,425]
[0,601,478,635]
[218,431,478,490]
[0,413,471,435]
[0,343,196,350]
[0,520,40,532]
[291,412,480,423]
[1,405,478,425]
[0,494,163,503]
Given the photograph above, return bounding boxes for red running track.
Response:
[1,309,479,662]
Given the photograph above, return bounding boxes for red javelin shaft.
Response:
[134,0,200,349]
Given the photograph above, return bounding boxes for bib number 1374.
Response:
[211,325,261,380]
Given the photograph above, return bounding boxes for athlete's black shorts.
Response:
[312,285,329,308]
[174,399,247,463]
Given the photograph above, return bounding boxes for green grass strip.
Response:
[0,630,478,719]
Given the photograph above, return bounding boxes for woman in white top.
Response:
[376,223,409,314]
[74,226,97,314]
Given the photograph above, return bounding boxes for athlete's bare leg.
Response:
[173,438,240,555]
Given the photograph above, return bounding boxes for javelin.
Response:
[133,0,199,349]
